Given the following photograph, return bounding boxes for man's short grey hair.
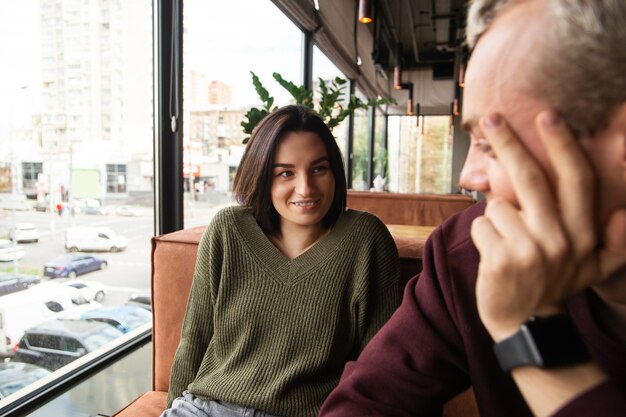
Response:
[466,0,626,138]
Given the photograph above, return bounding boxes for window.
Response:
[312,46,349,163]
[351,90,369,190]
[22,162,43,194]
[182,0,303,227]
[387,115,454,193]
[106,164,127,193]
[374,109,386,180]
[0,0,154,403]
[45,301,64,313]
[24,334,52,350]
[61,337,83,353]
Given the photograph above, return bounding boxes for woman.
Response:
[162,105,401,417]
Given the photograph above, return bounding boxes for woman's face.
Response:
[270,131,335,233]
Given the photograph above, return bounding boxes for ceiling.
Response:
[365,0,467,77]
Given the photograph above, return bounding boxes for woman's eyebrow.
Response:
[310,156,329,165]
[272,163,294,169]
[273,156,329,169]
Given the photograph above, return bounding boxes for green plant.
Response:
[241,71,395,143]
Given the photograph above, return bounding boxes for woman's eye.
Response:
[277,171,293,178]
[312,165,328,174]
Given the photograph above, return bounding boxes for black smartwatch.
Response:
[493,314,590,372]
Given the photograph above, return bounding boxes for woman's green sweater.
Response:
[167,206,401,417]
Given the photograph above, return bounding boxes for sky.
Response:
[0,0,342,133]
[0,0,42,132]
[184,0,340,106]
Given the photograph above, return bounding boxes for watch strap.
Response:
[494,325,542,371]
[493,315,590,372]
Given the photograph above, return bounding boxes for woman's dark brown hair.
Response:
[232,104,347,235]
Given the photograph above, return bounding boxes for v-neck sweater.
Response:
[166,206,401,417]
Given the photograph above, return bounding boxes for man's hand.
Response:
[469,110,626,417]
[470,110,626,342]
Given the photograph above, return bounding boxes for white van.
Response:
[0,282,100,355]
[65,227,127,252]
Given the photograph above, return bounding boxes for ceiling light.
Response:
[358,0,372,23]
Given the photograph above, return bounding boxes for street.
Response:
[0,201,229,306]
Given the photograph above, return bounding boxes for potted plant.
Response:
[241,71,394,143]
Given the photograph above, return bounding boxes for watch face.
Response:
[525,315,589,367]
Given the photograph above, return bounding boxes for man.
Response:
[319,0,626,416]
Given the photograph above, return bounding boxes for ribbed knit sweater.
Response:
[166,206,401,417]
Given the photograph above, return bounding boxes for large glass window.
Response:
[182,0,303,227]
[373,109,386,181]
[0,0,153,404]
[387,115,453,193]
[22,162,43,193]
[312,46,349,163]
[351,90,369,190]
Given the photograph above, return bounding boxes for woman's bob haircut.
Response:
[233,104,347,235]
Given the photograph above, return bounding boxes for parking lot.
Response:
[0,202,227,306]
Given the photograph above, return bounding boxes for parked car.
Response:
[9,223,40,243]
[114,205,142,217]
[65,227,127,252]
[43,254,108,279]
[126,292,152,311]
[0,239,25,262]
[32,201,50,212]
[0,282,100,356]
[73,199,107,215]
[0,272,40,297]
[81,305,152,334]
[80,206,108,215]
[60,279,106,302]
[0,362,51,400]
[12,319,123,371]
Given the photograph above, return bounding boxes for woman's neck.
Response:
[270,223,330,260]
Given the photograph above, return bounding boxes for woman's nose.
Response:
[459,149,489,193]
[295,174,313,195]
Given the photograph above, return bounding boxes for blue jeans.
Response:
[160,391,284,417]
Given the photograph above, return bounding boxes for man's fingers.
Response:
[484,198,532,246]
[535,111,596,255]
[479,114,559,235]
[471,215,502,255]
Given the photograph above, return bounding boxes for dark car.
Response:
[43,254,108,279]
[0,362,51,399]
[81,305,152,333]
[0,272,41,296]
[12,319,123,371]
[126,293,152,311]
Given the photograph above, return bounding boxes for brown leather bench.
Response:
[347,191,476,226]
[113,225,479,417]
